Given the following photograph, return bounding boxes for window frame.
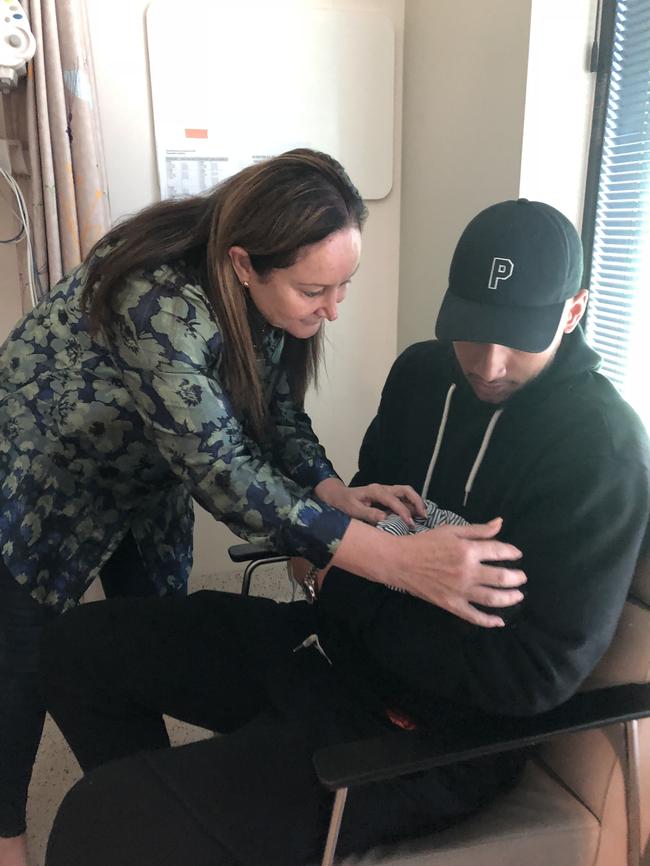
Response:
[581,0,617,297]
[580,0,650,431]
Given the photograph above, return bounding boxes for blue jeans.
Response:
[0,533,179,836]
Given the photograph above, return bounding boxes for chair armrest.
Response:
[313,681,650,790]
[228,543,285,563]
[228,543,290,596]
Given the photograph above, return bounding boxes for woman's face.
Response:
[229,226,362,339]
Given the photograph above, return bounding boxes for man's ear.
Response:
[228,246,253,285]
[563,288,589,334]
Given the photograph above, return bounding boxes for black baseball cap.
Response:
[435,199,584,352]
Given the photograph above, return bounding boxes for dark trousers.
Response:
[42,590,524,866]
[0,534,169,837]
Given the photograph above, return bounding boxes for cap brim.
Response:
[435,292,565,353]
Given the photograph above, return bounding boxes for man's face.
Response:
[452,338,561,404]
[452,291,588,404]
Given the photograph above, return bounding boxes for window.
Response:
[582,0,650,430]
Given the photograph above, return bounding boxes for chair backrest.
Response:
[538,533,650,866]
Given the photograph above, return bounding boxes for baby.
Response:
[377,498,468,537]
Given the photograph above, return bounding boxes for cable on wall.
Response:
[0,165,38,308]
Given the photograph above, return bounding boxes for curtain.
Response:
[3,0,110,305]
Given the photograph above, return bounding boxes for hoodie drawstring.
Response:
[463,409,503,506]
[421,384,456,499]
[421,383,504,507]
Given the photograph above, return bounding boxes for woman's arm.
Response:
[270,377,427,525]
[105,279,350,568]
[109,277,525,625]
[267,370,340,490]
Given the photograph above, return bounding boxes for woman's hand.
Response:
[315,477,426,525]
[330,516,527,628]
[388,519,527,627]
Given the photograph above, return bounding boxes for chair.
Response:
[228,532,650,866]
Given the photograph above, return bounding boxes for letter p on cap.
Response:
[488,257,514,290]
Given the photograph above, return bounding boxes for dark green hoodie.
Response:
[318,328,650,723]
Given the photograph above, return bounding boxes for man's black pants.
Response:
[42,590,524,866]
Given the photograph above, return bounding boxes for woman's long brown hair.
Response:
[82,149,367,439]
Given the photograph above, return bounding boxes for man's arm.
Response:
[319,450,649,716]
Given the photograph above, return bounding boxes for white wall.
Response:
[396,0,597,352]
[519,0,597,230]
[0,102,28,342]
[0,198,24,342]
[85,0,405,575]
[397,0,533,350]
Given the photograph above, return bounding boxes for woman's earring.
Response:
[242,280,250,289]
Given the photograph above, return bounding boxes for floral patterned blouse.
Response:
[0,251,348,611]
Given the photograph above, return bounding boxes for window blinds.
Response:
[585,0,650,426]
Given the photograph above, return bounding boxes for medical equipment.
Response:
[0,0,35,92]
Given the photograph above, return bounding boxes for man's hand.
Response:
[315,478,426,526]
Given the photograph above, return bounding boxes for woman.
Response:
[0,149,524,866]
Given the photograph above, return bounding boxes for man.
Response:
[42,199,649,866]
[320,198,649,726]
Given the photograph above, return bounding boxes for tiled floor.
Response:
[25,563,293,866]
